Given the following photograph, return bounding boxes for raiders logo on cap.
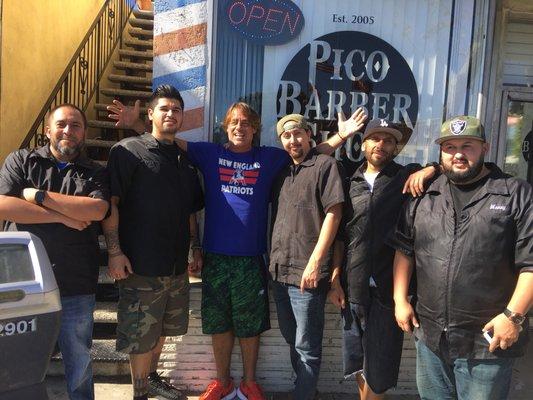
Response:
[450,119,467,135]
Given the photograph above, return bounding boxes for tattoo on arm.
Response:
[104,229,123,257]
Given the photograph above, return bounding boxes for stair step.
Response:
[124,38,153,49]
[95,103,148,114]
[113,60,152,71]
[119,48,153,60]
[129,17,154,29]
[108,74,152,85]
[86,136,119,146]
[128,27,153,39]
[100,88,152,99]
[48,339,130,377]
[133,8,154,19]
[94,301,118,324]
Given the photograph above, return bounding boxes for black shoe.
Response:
[148,372,186,400]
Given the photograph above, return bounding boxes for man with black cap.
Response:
[328,118,438,400]
[269,114,345,400]
[391,116,533,399]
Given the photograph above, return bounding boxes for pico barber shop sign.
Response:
[224,0,305,45]
[276,31,419,162]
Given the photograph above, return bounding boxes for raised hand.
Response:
[107,99,144,133]
[337,107,368,138]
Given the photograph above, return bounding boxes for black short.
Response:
[341,294,404,394]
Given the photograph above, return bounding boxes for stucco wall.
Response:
[0,0,106,162]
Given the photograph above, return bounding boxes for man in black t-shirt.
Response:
[0,104,110,400]
[391,116,533,399]
[102,85,203,400]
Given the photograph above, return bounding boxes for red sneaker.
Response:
[237,381,266,400]
[199,379,237,400]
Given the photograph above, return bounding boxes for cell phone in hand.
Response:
[483,330,493,344]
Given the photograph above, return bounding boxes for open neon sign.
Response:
[225,0,305,45]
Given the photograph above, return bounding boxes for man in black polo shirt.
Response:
[392,116,533,399]
[327,118,437,400]
[102,85,203,400]
[0,104,110,400]
[269,114,345,400]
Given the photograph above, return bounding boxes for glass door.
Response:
[498,89,533,185]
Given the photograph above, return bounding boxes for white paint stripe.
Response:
[153,44,206,78]
[180,87,206,111]
[175,126,207,142]
[154,2,207,35]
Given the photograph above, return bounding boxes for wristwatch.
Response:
[34,190,46,206]
[504,308,526,325]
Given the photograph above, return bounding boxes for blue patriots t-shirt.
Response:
[187,142,288,256]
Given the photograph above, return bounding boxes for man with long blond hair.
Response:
[107,97,366,400]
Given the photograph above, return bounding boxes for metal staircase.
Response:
[48,6,155,378]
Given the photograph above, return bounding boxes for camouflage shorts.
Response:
[116,272,189,354]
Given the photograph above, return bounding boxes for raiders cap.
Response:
[436,116,486,144]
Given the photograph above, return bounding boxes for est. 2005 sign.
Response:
[224,0,305,45]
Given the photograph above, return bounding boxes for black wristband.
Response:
[425,162,440,169]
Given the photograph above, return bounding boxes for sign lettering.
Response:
[224,0,305,45]
[277,31,419,164]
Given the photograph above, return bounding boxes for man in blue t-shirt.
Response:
[107,97,366,400]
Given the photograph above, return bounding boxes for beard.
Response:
[365,149,394,169]
[443,155,484,184]
[53,139,83,157]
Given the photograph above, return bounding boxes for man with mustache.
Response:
[269,114,345,400]
[391,116,533,399]
[328,118,437,400]
[0,104,110,400]
[103,85,204,400]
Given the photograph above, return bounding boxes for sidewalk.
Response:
[45,376,418,399]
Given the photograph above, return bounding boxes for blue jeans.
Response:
[272,281,326,400]
[416,338,515,400]
[58,294,95,400]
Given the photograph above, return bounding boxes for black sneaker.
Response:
[148,372,186,400]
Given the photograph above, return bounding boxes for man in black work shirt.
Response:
[269,114,345,400]
[102,85,203,400]
[328,118,437,400]
[0,104,110,400]
[391,116,533,399]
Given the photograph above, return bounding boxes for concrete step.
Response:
[128,27,153,39]
[119,48,153,60]
[133,8,154,19]
[114,60,152,71]
[124,38,153,50]
[108,74,152,85]
[100,87,152,99]
[129,17,153,29]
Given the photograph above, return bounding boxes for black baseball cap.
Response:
[362,118,403,142]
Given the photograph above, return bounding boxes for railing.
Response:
[20,0,134,149]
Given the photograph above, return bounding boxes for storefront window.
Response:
[212,0,470,170]
[212,1,265,144]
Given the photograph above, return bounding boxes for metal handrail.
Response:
[20,0,133,149]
